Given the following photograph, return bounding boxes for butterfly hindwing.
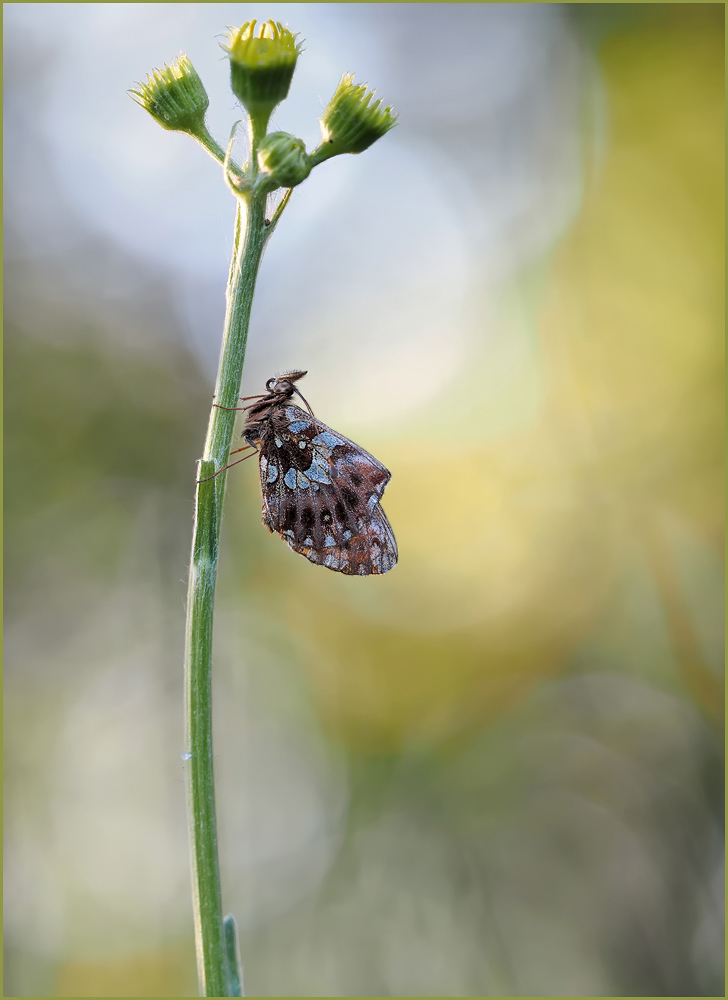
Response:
[256,404,397,575]
[296,502,398,575]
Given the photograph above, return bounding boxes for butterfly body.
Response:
[242,372,397,575]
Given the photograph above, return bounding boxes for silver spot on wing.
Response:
[284,468,297,490]
[305,456,331,484]
[312,431,341,450]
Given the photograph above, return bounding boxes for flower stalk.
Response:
[184,188,267,996]
[132,22,395,996]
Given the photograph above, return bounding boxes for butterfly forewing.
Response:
[251,399,397,575]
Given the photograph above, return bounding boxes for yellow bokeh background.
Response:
[229,7,724,753]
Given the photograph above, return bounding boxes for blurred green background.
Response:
[4,3,724,997]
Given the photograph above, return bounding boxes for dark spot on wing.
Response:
[334,500,346,521]
[342,487,359,509]
[283,506,296,531]
[350,472,362,487]
[301,507,315,532]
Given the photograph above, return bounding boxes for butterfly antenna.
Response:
[292,387,316,417]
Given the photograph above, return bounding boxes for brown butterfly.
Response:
[221,371,397,575]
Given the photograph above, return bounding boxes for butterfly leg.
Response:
[211,394,266,409]
[197,446,259,483]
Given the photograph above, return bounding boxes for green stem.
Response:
[267,188,293,235]
[193,125,247,187]
[184,189,268,997]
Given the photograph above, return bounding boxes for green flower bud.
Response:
[221,20,302,132]
[256,132,311,190]
[129,55,209,135]
[310,74,397,166]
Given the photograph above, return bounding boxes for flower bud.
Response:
[310,74,397,165]
[256,132,311,190]
[221,20,302,132]
[129,55,209,135]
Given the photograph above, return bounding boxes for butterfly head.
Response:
[244,370,311,443]
[266,370,308,394]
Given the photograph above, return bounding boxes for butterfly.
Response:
[222,371,397,575]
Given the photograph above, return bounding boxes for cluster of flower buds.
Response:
[131,19,397,196]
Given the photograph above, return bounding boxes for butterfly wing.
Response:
[257,404,397,575]
[302,501,397,575]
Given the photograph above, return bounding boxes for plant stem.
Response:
[184,189,268,996]
[193,126,247,186]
